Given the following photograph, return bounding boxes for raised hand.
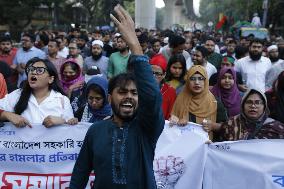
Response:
[110,4,142,55]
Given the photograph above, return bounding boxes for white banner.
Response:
[154,121,209,189]
[0,122,94,189]
[1,121,284,189]
[203,140,284,189]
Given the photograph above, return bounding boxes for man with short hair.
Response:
[0,35,18,90]
[70,5,164,189]
[205,38,223,70]
[77,34,91,59]
[55,36,69,58]
[107,36,130,78]
[186,46,217,78]
[161,34,190,61]
[47,39,65,73]
[0,36,17,68]
[235,38,272,92]
[13,33,46,87]
[138,33,150,56]
[36,32,49,55]
[144,38,161,59]
[68,42,84,69]
[92,29,103,41]
[220,35,235,54]
[222,40,237,59]
[84,40,109,78]
[151,38,161,54]
[102,31,114,57]
[267,45,283,65]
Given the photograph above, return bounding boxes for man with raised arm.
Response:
[69,5,164,189]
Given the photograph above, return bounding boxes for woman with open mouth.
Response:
[0,57,77,128]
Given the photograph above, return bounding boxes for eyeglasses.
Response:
[245,100,264,107]
[26,66,47,75]
[153,71,164,77]
[189,76,205,81]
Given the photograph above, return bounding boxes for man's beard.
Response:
[111,100,137,122]
[269,56,279,63]
[1,48,10,54]
[119,47,128,53]
[249,51,262,61]
[23,47,30,51]
[92,52,103,61]
[192,59,204,66]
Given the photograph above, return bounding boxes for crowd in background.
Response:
[1,25,284,141]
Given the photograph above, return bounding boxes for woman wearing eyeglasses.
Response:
[149,54,176,120]
[0,58,77,128]
[170,65,228,139]
[203,88,284,140]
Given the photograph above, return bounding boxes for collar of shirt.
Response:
[248,56,265,63]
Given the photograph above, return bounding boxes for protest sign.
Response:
[0,122,94,189]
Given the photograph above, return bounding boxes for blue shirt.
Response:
[13,46,46,87]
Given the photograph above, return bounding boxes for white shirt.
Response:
[58,46,69,58]
[186,58,217,79]
[0,89,74,124]
[235,56,272,93]
[265,61,284,90]
[271,59,284,65]
[251,16,262,27]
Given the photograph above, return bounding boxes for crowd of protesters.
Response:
[1,16,284,141]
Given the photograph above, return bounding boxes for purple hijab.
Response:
[210,67,241,117]
[60,58,84,93]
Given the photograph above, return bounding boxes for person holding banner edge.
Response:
[0,58,78,128]
[203,88,284,140]
[69,4,164,189]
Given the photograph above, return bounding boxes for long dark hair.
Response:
[14,58,65,115]
[165,54,187,82]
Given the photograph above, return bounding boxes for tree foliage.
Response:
[77,0,134,26]
[0,0,55,28]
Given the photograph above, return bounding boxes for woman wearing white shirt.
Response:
[0,58,77,128]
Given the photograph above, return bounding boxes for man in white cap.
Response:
[251,13,262,27]
[265,45,284,90]
[267,45,283,65]
[83,40,109,78]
